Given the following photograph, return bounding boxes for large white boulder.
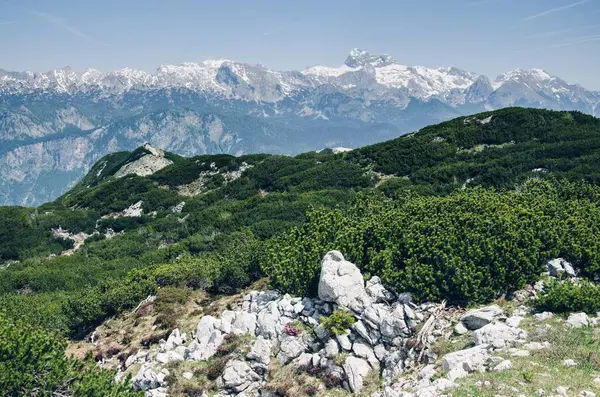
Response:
[460,305,504,330]
[343,356,371,394]
[473,322,527,348]
[256,312,280,339]
[318,251,372,313]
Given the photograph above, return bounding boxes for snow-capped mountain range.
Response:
[1,49,599,206]
[2,48,598,109]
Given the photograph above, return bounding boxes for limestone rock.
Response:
[566,312,590,328]
[336,333,353,351]
[114,147,173,179]
[473,322,527,348]
[380,305,409,339]
[155,350,183,364]
[256,312,280,339]
[547,258,576,278]
[442,345,490,373]
[247,338,272,365]
[192,315,224,360]
[217,359,261,392]
[352,341,379,368]
[318,251,372,312]
[493,359,512,371]
[461,305,504,330]
[343,356,371,394]
[231,312,257,335]
[276,335,306,364]
[366,276,394,303]
[133,363,169,391]
[219,310,236,334]
[505,316,524,328]
[324,339,340,358]
[453,322,469,335]
[533,311,554,321]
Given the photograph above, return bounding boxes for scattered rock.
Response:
[523,341,550,351]
[366,276,395,303]
[336,333,353,351]
[191,315,223,360]
[563,359,578,367]
[506,315,524,328]
[231,312,257,335]
[324,339,340,358]
[352,341,378,368]
[510,349,530,357]
[133,363,169,391]
[493,359,512,371]
[276,335,305,364]
[533,311,554,321]
[247,338,272,365]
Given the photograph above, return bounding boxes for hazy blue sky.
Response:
[1,0,600,89]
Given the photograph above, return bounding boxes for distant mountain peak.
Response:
[497,68,553,83]
[344,48,394,68]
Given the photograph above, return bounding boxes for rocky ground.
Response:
[75,252,600,397]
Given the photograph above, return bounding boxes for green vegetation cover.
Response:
[1,107,599,393]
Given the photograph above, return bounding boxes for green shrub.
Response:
[320,309,356,335]
[155,286,192,311]
[536,279,600,314]
[0,315,140,395]
[262,179,600,304]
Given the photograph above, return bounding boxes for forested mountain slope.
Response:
[1,107,600,395]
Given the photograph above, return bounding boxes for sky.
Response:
[1,0,600,90]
